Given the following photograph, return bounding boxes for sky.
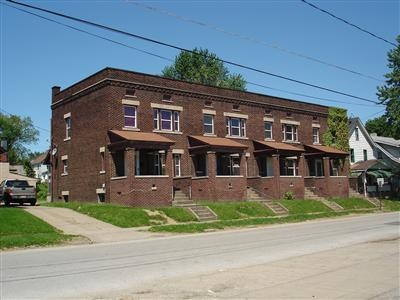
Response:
[1,0,399,153]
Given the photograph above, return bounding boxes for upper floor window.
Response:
[153,109,180,132]
[226,117,246,137]
[203,114,214,135]
[350,148,355,163]
[313,127,320,144]
[61,155,68,175]
[355,127,359,141]
[64,113,71,140]
[363,149,368,161]
[264,122,273,140]
[282,124,298,142]
[123,105,137,128]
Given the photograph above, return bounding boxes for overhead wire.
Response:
[0,108,50,133]
[129,0,381,82]
[301,0,396,47]
[4,1,385,110]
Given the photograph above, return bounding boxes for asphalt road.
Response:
[1,212,399,299]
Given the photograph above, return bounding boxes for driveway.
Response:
[23,206,168,243]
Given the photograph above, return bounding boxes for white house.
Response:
[31,152,50,182]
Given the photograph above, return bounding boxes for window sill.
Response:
[64,137,71,142]
[203,133,216,137]
[264,138,275,142]
[135,175,169,178]
[313,142,321,145]
[193,176,209,180]
[280,176,302,178]
[225,135,248,140]
[111,176,127,180]
[122,127,140,131]
[61,173,68,176]
[282,140,300,144]
[99,171,106,174]
[153,130,182,135]
[216,175,243,178]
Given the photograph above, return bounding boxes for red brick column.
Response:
[272,154,280,199]
[323,156,331,197]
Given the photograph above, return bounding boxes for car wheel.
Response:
[30,201,36,206]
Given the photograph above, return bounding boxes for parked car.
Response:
[0,179,36,206]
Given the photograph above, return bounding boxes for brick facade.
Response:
[50,67,349,206]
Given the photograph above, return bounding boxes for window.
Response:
[65,117,71,140]
[282,124,298,142]
[99,147,105,173]
[226,117,246,137]
[113,150,125,177]
[355,127,359,141]
[258,156,274,177]
[61,156,68,175]
[350,148,355,163]
[264,122,273,139]
[193,154,207,177]
[313,127,320,144]
[123,105,137,128]
[363,149,368,161]
[280,158,298,176]
[308,159,324,176]
[203,114,214,135]
[135,150,166,176]
[217,154,241,176]
[153,109,180,132]
[173,154,181,177]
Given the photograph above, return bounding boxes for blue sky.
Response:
[1,0,398,153]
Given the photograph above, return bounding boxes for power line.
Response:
[6,0,380,105]
[129,1,381,82]
[301,0,396,47]
[0,108,50,133]
[5,2,382,109]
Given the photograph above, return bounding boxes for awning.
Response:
[304,144,348,156]
[253,140,303,154]
[188,135,247,152]
[108,130,175,150]
[367,169,394,178]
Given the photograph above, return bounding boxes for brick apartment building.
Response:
[50,67,349,206]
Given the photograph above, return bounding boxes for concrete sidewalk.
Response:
[23,206,168,243]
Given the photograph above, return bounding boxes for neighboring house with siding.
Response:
[50,67,349,206]
[31,152,50,182]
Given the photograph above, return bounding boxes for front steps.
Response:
[304,187,344,211]
[349,188,380,207]
[173,190,217,222]
[246,187,288,215]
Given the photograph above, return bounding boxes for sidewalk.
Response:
[23,206,168,244]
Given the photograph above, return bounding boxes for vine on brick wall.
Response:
[323,107,349,152]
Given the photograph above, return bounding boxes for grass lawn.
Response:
[200,201,274,220]
[44,202,197,227]
[0,207,70,249]
[331,197,375,210]
[149,210,375,233]
[278,199,332,214]
[383,199,400,211]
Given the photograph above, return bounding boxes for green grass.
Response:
[45,202,164,227]
[383,199,400,211]
[200,201,274,220]
[149,210,375,233]
[0,207,70,249]
[279,199,332,214]
[331,197,375,210]
[157,207,198,222]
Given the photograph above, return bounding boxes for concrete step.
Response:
[247,187,288,215]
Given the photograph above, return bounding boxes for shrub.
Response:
[283,191,295,200]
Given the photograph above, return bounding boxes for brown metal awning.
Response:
[304,144,348,156]
[188,135,247,153]
[108,130,175,150]
[254,140,303,154]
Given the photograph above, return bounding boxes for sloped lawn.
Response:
[0,207,70,249]
[383,199,400,211]
[278,199,332,214]
[331,197,375,210]
[200,201,274,220]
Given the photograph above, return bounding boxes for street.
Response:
[1,212,399,299]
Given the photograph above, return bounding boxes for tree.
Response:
[0,113,39,164]
[373,35,400,139]
[365,115,392,137]
[162,48,246,90]
[323,107,349,152]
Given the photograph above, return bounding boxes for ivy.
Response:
[323,107,349,152]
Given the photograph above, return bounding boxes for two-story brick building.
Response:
[50,67,349,206]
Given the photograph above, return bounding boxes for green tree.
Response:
[323,107,349,152]
[0,113,39,164]
[162,48,246,90]
[365,115,392,136]
[23,159,35,178]
[374,35,400,139]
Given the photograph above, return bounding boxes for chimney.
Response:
[52,86,61,102]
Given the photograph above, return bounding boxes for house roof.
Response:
[304,144,348,155]
[108,130,175,145]
[351,159,391,171]
[254,140,303,152]
[370,134,400,147]
[31,152,49,165]
[189,136,247,150]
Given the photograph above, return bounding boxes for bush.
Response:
[283,191,295,200]
[36,182,48,201]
